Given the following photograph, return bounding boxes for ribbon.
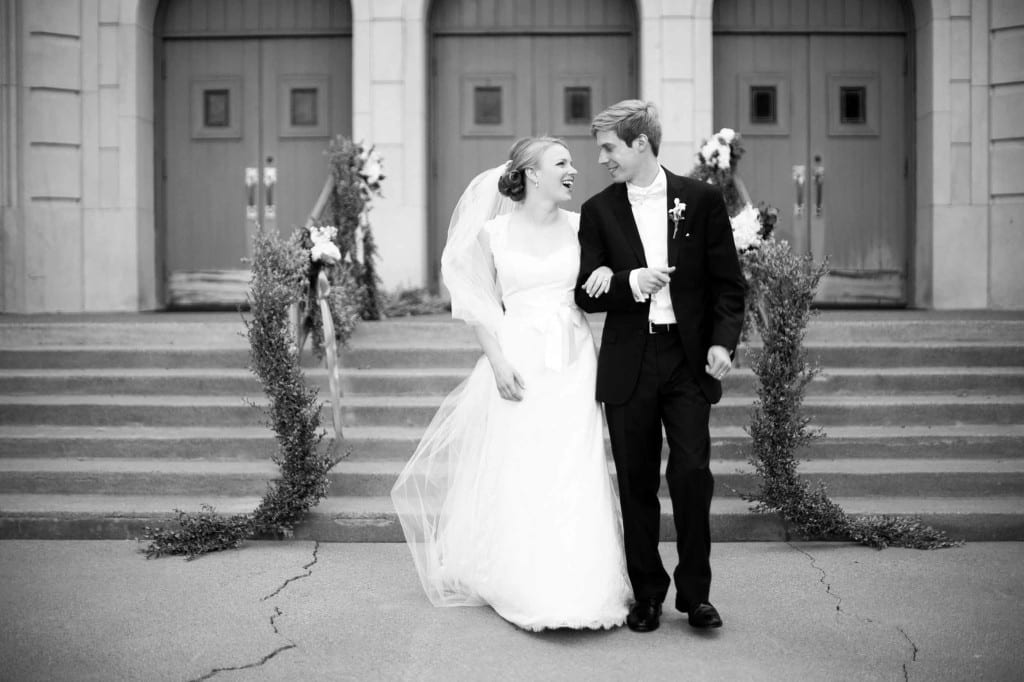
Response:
[505,296,582,372]
[316,270,344,443]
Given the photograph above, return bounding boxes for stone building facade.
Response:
[1,0,1021,312]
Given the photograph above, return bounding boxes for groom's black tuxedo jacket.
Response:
[574,167,747,406]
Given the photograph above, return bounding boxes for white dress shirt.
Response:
[626,169,677,325]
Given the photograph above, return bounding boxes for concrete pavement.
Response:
[1,541,1022,681]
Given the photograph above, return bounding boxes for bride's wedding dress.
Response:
[392,210,630,631]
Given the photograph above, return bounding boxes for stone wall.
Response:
[3,0,1022,312]
[1,0,157,313]
[988,0,1024,308]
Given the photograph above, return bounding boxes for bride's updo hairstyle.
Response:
[497,136,567,202]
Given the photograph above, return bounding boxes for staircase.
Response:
[1,310,1023,542]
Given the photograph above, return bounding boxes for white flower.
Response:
[359,147,385,186]
[717,146,732,170]
[309,225,337,245]
[730,203,763,252]
[311,241,342,264]
[700,140,718,164]
[718,127,736,143]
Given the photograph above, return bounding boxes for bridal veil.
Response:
[390,164,513,606]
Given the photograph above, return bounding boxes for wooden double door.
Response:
[162,34,351,306]
[714,1,911,305]
[431,24,636,287]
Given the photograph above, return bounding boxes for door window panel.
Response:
[290,88,319,126]
[550,75,603,136]
[840,86,866,124]
[278,76,329,137]
[474,87,502,124]
[828,74,879,136]
[462,75,515,136]
[203,89,230,127]
[564,86,592,124]
[190,78,242,139]
[737,73,790,136]
[750,86,777,124]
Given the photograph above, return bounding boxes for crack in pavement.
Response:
[270,606,283,635]
[190,644,297,681]
[789,544,925,681]
[262,541,321,602]
[191,542,320,680]
[897,625,920,681]
[788,543,844,614]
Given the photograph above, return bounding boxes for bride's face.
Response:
[527,144,577,203]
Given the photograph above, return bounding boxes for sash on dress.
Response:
[502,289,583,371]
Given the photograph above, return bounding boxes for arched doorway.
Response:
[714,0,914,305]
[156,0,353,307]
[428,0,638,289]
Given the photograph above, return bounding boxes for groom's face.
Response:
[595,130,643,184]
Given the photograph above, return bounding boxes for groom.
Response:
[575,100,746,632]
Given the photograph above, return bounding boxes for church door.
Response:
[714,0,912,305]
[430,0,638,289]
[159,0,352,306]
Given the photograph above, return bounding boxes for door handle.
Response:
[245,167,258,220]
[793,165,806,216]
[263,157,276,220]
[813,157,824,217]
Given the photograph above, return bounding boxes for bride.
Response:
[391,136,631,631]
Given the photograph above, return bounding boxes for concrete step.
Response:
[3,366,1023,396]
[2,424,1021,461]
[2,458,1021,499]
[3,342,1024,370]
[2,394,1022,428]
[1,493,1020,541]
[3,311,1023,345]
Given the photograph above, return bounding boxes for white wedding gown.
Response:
[392,210,631,631]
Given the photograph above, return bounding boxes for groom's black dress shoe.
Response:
[685,602,723,629]
[626,599,662,632]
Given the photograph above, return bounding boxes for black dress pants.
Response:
[604,332,713,609]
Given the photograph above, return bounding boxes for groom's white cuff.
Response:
[628,269,648,302]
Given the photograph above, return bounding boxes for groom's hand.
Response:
[705,345,732,381]
[635,266,675,296]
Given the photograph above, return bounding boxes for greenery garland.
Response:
[142,136,383,559]
[143,229,341,559]
[692,129,961,549]
[300,137,386,359]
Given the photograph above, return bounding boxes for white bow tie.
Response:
[626,179,666,205]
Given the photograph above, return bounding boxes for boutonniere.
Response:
[668,198,687,239]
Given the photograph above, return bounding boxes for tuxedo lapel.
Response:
[609,183,647,267]
[665,169,687,268]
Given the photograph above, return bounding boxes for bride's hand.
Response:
[583,266,614,298]
[490,358,526,401]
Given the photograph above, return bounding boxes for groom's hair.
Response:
[590,100,662,157]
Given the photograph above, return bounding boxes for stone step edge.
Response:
[1,494,1020,516]
[3,496,1020,541]
[4,394,1024,407]
[3,457,1023,476]
[4,366,1024,377]
[4,341,1023,351]
[3,423,1021,440]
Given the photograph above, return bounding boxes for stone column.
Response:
[351,0,429,291]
